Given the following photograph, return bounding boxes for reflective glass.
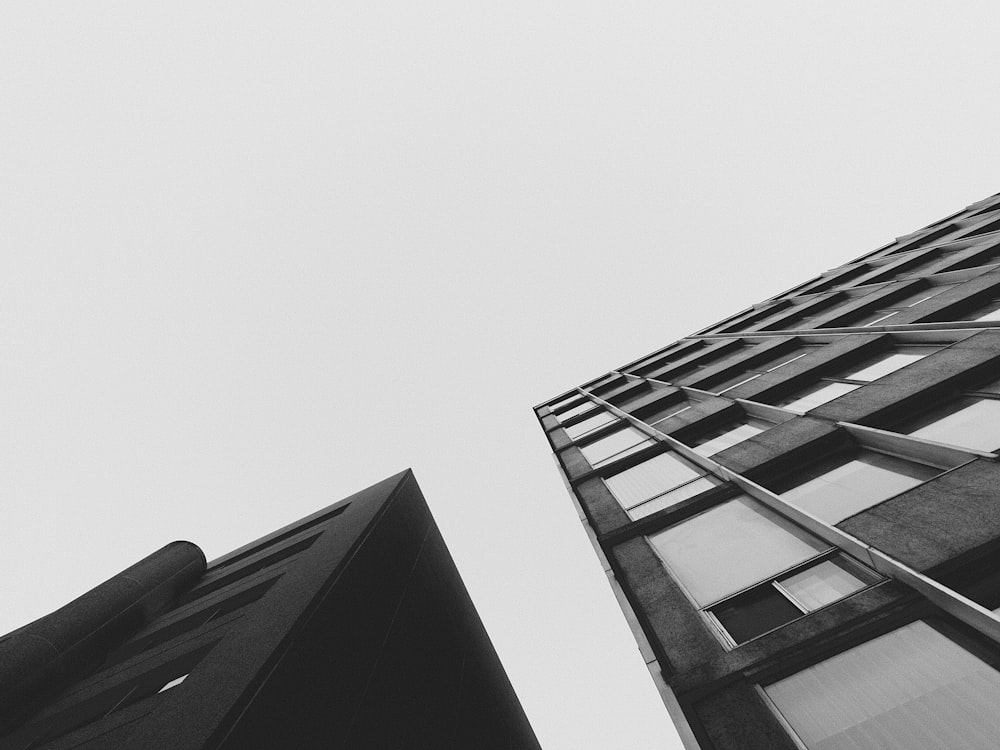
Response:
[765,621,1000,750]
[691,419,770,457]
[778,382,860,412]
[564,411,616,439]
[781,452,937,524]
[627,476,721,520]
[579,427,652,468]
[647,495,828,607]
[839,349,934,382]
[779,558,871,611]
[158,674,188,693]
[764,351,811,372]
[906,397,1000,452]
[859,310,899,327]
[716,374,761,394]
[647,405,691,424]
[604,452,703,509]
[974,302,1000,321]
[711,585,802,644]
[973,377,1000,395]
[549,394,581,412]
[555,401,592,422]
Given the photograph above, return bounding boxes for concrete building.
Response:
[535,192,1000,749]
[0,470,541,750]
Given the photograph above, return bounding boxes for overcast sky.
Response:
[2,4,1000,749]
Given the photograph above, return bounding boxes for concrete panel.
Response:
[740,333,885,404]
[575,476,631,537]
[908,266,1000,323]
[712,418,843,478]
[812,333,1000,425]
[611,537,722,675]
[691,681,799,750]
[839,459,1000,571]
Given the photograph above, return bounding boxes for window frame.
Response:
[646,495,882,650]
[602,450,723,520]
[756,614,1000,750]
[702,551,881,648]
[896,379,1000,456]
[773,345,939,413]
[708,347,818,396]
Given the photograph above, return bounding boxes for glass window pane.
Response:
[839,349,935,382]
[906,397,1000,452]
[549,394,581,412]
[628,476,721,520]
[764,621,1000,750]
[779,558,872,611]
[764,351,811,372]
[690,419,770,457]
[716,373,761,394]
[778,382,860,413]
[974,377,1000,395]
[647,405,691,424]
[907,284,952,305]
[858,310,899,327]
[884,287,944,309]
[637,401,688,422]
[604,452,704,509]
[711,585,803,644]
[555,401,592,421]
[564,411,617,439]
[974,302,1000,321]
[781,452,937,524]
[647,495,828,607]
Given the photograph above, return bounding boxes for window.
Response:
[563,410,617,440]
[775,347,936,413]
[629,342,706,376]
[632,399,690,424]
[3,647,214,749]
[838,350,932,381]
[973,298,1000,322]
[104,577,279,665]
[889,223,959,254]
[648,404,691,426]
[777,451,939,524]
[843,285,953,328]
[763,620,1000,749]
[603,452,722,520]
[962,216,1000,238]
[578,427,654,468]
[157,674,188,693]
[608,384,653,410]
[777,381,860,412]
[548,394,580,412]
[647,496,878,646]
[709,348,814,395]
[762,296,847,331]
[553,399,593,422]
[904,396,1000,453]
[648,496,828,607]
[712,555,876,644]
[687,418,771,457]
[176,533,321,606]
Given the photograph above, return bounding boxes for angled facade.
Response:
[0,470,541,750]
[535,192,1000,749]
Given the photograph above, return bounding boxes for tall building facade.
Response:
[535,192,1000,749]
[0,470,541,750]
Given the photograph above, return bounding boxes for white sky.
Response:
[2,4,1000,749]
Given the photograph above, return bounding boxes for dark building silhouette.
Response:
[0,470,541,750]
[536,192,1000,749]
